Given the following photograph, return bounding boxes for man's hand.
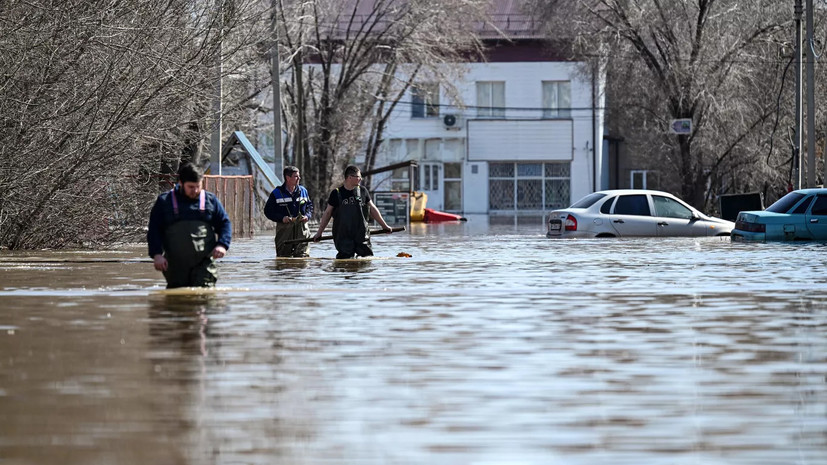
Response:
[212,245,227,259]
[283,216,293,224]
[299,215,309,223]
[153,254,168,272]
[313,232,321,242]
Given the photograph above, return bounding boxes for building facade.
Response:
[368,40,606,219]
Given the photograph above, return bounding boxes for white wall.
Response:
[374,60,604,213]
[467,120,573,161]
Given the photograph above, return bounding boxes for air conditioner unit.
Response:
[442,113,463,130]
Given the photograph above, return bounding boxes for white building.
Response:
[369,28,606,221]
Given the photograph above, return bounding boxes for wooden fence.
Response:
[204,175,254,238]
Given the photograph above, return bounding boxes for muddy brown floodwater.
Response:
[1,221,826,464]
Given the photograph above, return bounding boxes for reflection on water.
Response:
[1,222,826,464]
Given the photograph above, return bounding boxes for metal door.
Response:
[418,163,443,211]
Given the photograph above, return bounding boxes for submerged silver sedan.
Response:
[547,189,734,238]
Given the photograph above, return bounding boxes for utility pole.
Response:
[293,48,304,175]
[806,0,816,187]
[210,0,224,175]
[794,0,803,190]
[271,0,283,178]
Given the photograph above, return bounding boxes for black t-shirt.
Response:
[327,186,371,209]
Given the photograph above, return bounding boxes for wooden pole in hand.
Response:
[284,226,406,244]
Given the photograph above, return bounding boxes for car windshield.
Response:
[766,192,806,213]
[569,193,606,209]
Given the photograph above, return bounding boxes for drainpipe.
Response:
[591,57,598,192]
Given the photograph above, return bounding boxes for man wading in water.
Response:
[147,162,232,288]
[264,165,314,257]
[313,165,393,259]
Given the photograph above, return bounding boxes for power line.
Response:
[386,99,608,113]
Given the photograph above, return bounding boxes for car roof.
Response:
[793,188,827,195]
[593,189,677,196]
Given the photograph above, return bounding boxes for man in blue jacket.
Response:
[264,165,314,257]
[147,162,232,288]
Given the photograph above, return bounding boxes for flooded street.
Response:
[2,221,827,464]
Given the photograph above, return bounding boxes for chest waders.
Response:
[163,190,218,288]
[275,220,310,257]
[332,187,373,259]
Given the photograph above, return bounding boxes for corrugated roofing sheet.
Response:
[324,0,543,40]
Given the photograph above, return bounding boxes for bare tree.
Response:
[531,0,791,210]
[0,0,266,249]
[273,0,487,203]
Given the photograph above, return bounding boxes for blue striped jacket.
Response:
[264,184,314,222]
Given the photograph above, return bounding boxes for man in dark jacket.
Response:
[313,165,392,259]
[264,166,314,257]
[147,162,232,288]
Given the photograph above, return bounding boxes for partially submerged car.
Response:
[547,189,734,238]
[732,188,827,241]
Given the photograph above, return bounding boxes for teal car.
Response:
[732,188,827,241]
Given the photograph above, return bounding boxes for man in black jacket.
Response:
[313,165,392,259]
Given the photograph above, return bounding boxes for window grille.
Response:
[489,162,571,211]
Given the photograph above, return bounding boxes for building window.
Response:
[390,166,411,192]
[444,163,462,211]
[516,163,542,210]
[417,163,440,192]
[476,81,505,118]
[630,170,658,189]
[544,163,571,209]
[411,83,439,118]
[426,164,438,190]
[489,162,571,211]
[542,81,571,118]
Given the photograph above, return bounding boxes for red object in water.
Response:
[424,208,466,223]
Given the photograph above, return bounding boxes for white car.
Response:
[546,189,734,238]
